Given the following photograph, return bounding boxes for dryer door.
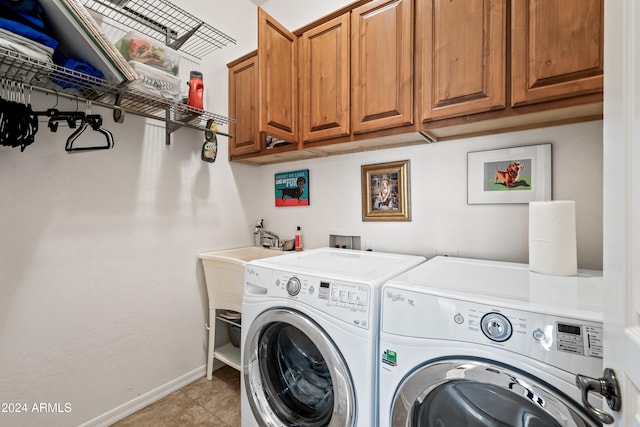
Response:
[391,358,600,427]
[243,308,355,427]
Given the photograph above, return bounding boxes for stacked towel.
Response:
[0,28,53,62]
[0,0,104,84]
[0,0,57,68]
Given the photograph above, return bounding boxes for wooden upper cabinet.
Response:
[228,53,260,157]
[511,0,604,106]
[299,14,351,143]
[258,8,298,143]
[418,0,506,121]
[351,0,413,134]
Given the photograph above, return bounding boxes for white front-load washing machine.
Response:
[240,248,425,427]
[379,256,606,427]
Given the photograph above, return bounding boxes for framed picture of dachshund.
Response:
[361,160,411,221]
[275,169,310,206]
[467,143,552,204]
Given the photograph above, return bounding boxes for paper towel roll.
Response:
[529,201,577,276]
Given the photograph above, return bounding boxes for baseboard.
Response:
[78,365,207,427]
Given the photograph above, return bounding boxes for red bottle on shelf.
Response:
[187,71,204,110]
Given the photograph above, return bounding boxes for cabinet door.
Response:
[300,13,350,143]
[228,54,260,157]
[258,8,298,143]
[511,0,603,106]
[418,0,506,121]
[351,0,413,134]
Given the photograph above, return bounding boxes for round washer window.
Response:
[414,381,562,426]
[391,358,599,427]
[243,308,355,427]
[259,323,334,425]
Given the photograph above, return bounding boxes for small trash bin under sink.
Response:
[228,323,241,347]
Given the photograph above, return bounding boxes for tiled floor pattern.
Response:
[111,366,241,427]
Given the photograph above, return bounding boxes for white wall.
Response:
[0,2,260,427]
[0,1,604,426]
[254,121,603,269]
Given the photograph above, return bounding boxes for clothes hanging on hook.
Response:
[0,80,38,151]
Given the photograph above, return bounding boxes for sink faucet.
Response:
[260,230,280,249]
[253,219,280,249]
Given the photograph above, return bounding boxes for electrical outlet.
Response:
[436,249,458,257]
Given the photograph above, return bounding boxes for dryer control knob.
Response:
[481,312,513,342]
[286,277,301,296]
[532,328,546,342]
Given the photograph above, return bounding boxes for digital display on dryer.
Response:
[558,323,581,335]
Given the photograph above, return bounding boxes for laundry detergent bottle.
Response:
[187,71,204,110]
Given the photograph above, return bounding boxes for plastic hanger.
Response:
[65,113,114,152]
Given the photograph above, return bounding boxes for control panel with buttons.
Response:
[381,285,603,376]
[265,270,372,330]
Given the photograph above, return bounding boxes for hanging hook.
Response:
[19,82,25,105]
[48,90,59,110]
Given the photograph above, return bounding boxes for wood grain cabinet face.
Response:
[228,54,260,157]
[259,8,298,143]
[418,0,506,121]
[299,14,351,143]
[351,0,413,134]
[511,0,604,106]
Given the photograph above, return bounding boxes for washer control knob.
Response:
[454,313,464,324]
[286,277,301,296]
[481,312,513,342]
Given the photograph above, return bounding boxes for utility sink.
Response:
[199,247,285,376]
[198,246,284,313]
[199,246,284,264]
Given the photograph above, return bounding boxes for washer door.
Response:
[243,308,355,427]
[391,359,600,427]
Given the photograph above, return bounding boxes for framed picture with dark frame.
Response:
[467,143,552,204]
[361,160,411,221]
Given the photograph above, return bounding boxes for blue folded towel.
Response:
[51,52,104,89]
[55,54,104,79]
[0,17,58,50]
[0,0,47,29]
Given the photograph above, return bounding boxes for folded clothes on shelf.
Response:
[0,0,114,89]
[0,17,59,50]
[53,51,104,78]
[50,51,105,89]
[0,0,48,30]
[0,28,53,62]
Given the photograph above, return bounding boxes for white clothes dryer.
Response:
[379,256,605,427]
[240,248,425,427]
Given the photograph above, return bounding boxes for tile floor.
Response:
[111,366,241,427]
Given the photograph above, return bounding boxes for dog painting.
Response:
[280,176,306,202]
[494,161,525,188]
[468,144,551,204]
[275,170,310,206]
[484,159,532,191]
